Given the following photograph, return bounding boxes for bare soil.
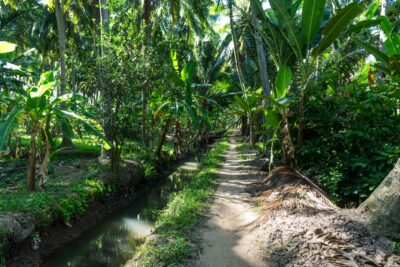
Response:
[195,135,265,267]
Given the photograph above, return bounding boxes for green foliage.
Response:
[275,65,292,99]
[301,0,327,47]
[0,174,108,226]
[297,83,400,204]
[136,138,229,266]
[393,241,400,255]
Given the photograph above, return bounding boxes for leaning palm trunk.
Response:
[358,158,400,239]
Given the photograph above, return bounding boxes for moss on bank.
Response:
[130,137,229,266]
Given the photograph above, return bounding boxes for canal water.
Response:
[41,161,199,267]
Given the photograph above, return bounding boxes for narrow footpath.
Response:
[196,134,266,267]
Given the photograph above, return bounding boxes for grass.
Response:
[0,160,111,265]
[393,241,400,255]
[236,139,263,160]
[0,162,109,226]
[133,137,229,266]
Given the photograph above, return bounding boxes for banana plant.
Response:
[264,65,295,168]
[230,90,263,145]
[152,54,209,162]
[354,16,400,77]
[0,70,110,191]
[249,0,368,148]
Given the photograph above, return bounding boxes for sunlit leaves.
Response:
[275,65,292,99]
[0,41,17,54]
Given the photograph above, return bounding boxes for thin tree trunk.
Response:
[27,131,37,191]
[358,158,400,239]
[156,117,171,166]
[141,0,152,150]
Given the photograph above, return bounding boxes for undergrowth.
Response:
[133,138,229,266]
[0,164,109,227]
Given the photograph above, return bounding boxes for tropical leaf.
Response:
[312,2,365,57]
[181,60,197,83]
[269,0,304,60]
[291,0,303,17]
[379,16,400,56]
[0,41,16,54]
[265,109,281,129]
[353,37,389,64]
[0,106,23,150]
[59,110,111,150]
[362,0,380,19]
[346,19,383,35]
[275,65,292,99]
[171,49,179,74]
[301,0,327,47]
[186,105,200,130]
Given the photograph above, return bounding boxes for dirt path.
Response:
[196,134,266,267]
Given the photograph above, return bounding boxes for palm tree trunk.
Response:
[228,0,246,93]
[251,1,271,146]
[250,1,271,97]
[55,0,73,147]
[54,0,67,95]
[358,158,400,239]
[143,0,152,39]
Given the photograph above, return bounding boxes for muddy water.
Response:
[41,161,199,267]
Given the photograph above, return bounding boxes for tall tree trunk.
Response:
[229,0,252,137]
[55,0,73,147]
[143,0,152,40]
[250,1,271,97]
[251,1,271,146]
[100,0,109,31]
[358,158,400,239]
[141,0,152,150]
[228,0,246,93]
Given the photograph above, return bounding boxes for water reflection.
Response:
[41,161,198,267]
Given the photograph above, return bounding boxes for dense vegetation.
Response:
[1,0,400,265]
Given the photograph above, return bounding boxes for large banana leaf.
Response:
[379,16,400,56]
[301,0,327,47]
[0,106,23,150]
[275,66,292,98]
[269,0,304,60]
[312,2,365,57]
